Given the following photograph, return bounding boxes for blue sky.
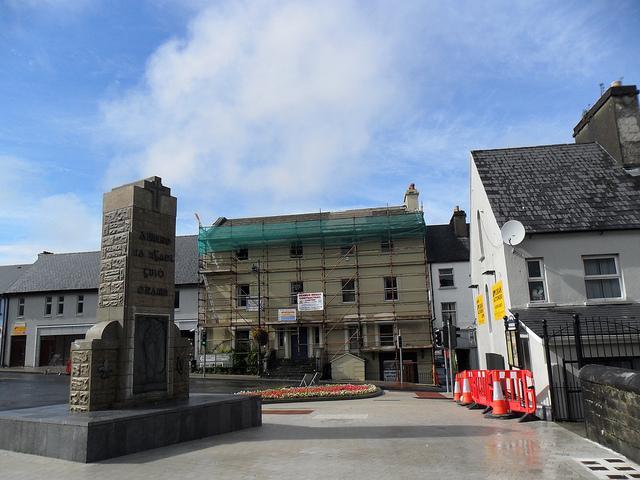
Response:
[1,0,639,264]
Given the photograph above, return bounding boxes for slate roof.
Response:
[175,235,198,285]
[0,264,30,294]
[425,224,469,263]
[221,205,408,226]
[6,235,199,294]
[471,143,640,233]
[512,303,640,338]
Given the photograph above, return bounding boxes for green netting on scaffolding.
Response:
[198,211,426,254]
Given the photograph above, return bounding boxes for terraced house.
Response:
[198,185,434,383]
[1,236,199,369]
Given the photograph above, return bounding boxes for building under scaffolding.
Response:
[197,185,434,383]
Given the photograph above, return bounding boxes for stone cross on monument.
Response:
[69,177,190,411]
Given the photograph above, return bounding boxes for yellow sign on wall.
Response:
[12,323,26,335]
[492,281,506,321]
[476,294,485,325]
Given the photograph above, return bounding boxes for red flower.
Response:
[237,384,376,400]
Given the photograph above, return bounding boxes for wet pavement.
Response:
[0,373,638,479]
[0,371,295,411]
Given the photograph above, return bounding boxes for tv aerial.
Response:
[500,220,525,246]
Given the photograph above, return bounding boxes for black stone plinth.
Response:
[0,393,261,463]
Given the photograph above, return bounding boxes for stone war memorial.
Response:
[0,177,261,462]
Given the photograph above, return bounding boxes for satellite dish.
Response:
[501,220,525,246]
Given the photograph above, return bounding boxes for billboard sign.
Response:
[278,308,297,322]
[246,297,263,312]
[492,281,506,321]
[297,292,324,311]
[476,294,485,325]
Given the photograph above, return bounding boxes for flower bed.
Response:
[237,384,380,402]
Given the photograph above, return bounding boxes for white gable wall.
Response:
[471,155,640,416]
[469,157,512,368]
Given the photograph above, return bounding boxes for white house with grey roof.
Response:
[426,207,478,377]
[1,235,199,369]
[469,82,640,419]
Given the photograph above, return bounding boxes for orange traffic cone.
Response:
[459,376,473,405]
[453,376,461,402]
[486,379,513,419]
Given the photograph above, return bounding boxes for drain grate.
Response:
[576,458,640,479]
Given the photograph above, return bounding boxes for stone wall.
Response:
[579,365,640,463]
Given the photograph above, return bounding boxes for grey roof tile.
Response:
[6,252,99,293]
[175,235,198,285]
[6,235,198,294]
[224,205,408,226]
[426,224,469,263]
[471,143,640,233]
[0,264,31,294]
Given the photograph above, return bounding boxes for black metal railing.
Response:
[542,314,640,421]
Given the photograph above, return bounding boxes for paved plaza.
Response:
[0,376,637,479]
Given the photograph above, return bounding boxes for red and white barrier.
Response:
[452,369,537,421]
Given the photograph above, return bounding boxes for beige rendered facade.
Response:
[199,187,434,383]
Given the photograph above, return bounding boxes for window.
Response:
[290,281,304,304]
[379,324,395,346]
[381,239,394,253]
[438,268,455,288]
[44,296,52,316]
[341,279,356,303]
[484,286,493,333]
[57,296,64,315]
[348,325,360,351]
[441,302,457,325]
[18,298,25,317]
[340,243,354,256]
[477,211,485,261]
[235,248,248,260]
[77,295,84,314]
[584,256,622,299]
[526,259,546,302]
[236,284,250,307]
[290,242,303,258]
[278,330,285,349]
[235,330,251,352]
[384,276,398,301]
[174,290,180,309]
[313,327,321,346]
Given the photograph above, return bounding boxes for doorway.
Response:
[290,327,308,360]
[38,334,84,366]
[9,336,26,367]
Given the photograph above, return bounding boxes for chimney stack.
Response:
[450,206,468,238]
[573,81,640,168]
[403,183,420,212]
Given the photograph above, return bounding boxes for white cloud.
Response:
[0,156,100,264]
[102,1,403,219]
[101,0,613,227]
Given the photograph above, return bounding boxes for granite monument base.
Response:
[0,394,261,463]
